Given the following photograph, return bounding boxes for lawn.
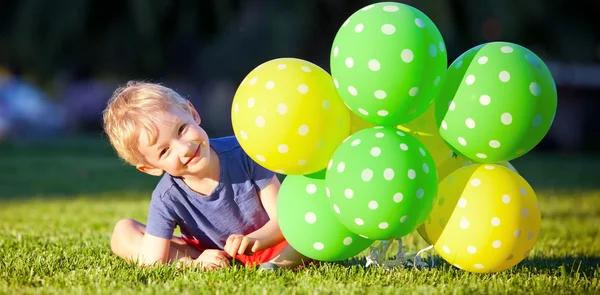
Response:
[0,136,598,294]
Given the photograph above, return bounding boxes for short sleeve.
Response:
[145,194,177,239]
[244,152,275,190]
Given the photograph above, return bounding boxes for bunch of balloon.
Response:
[417,42,557,273]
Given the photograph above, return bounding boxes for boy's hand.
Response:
[194,249,230,270]
[224,234,261,257]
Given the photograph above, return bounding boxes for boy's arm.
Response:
[225,175,284,256]
[137,233,172,266]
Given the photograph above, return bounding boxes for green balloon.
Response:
[435,42,557,163]
[276,170,373,261]
[330,2,447,126]
[325,127,438,240]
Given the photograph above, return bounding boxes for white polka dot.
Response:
[266,81,275,90]
[393,193,403,203]
[485,165,495,170]
[530,82,541,96]
[278,144,289,153]
[415,18,425,28]
[499,71,511,82]
[358,108,368,115]
[354,23,364,33]
[255,116,265,128]
[249,77,258,85]
[474,264,485,269]
[374,90,387,99]
[305,212,317,224]
[434,76,441,86]
[297,124,309,136]
[233,103,239,113]
[343,237,352,245]
[477,153,487,159]
[460,219,469,229]
[298,84,309,94]
[526,54,540,67]
[458,198,467,208]
[520,188,527,195]
[361,169,373,181]
[247,97,255,108]
[455,60,463,69]
[408,169,416,179]
[301,65,311,72]
[458,137,467,146]
[400,143,408,151]
[351,139,361,146]
[489,140,501,148]
[344,188,353,199]
[514,229,522,237]
[337,162,345,173]
[239,130,248,141]
[478,56,488,64]
[256,155,266,162]
[381,24,396,35]
[377,110,388,116]
[491,217,501,226]
[465,118,476,129]
[409,87,419,96]
[400,215,409,223]
[471,178,481,187]
[333,78,339,88]
[449,101,456,111]
[384,169,395,180]
[355,218,364,226]
[342,18,349,27]
[502,194,511,204]
[368,59,381,71]
[397,131,405,136]
[277,64,287,70]
[422,163,429,174]
[429,44,437,57]
[333,204,340,214]
[465,75,476,85]
[416,188,424,199]
[419,148,426,156]
[383,5,399,12]
[277,103,288,115]
[370,147,381,157]
[501,46,514,53]
[439,41,445,52]
[467,246,477,254]
[522,208,529,218]
[501,113,513,125]
[368,201,378,210]
[333,46,339,57]
[348,86,358,96]
[532,114,543,127]
[327,160,333,170]
[298,159,307,166]
[322,100,331,110]
[313,242,324,250]
[443,245,451,254]
[378,222,389,229]
[401,49,414,63]
[305,184,317,195]
[441,121,448,130]
[492,240,502,248]
[345,57,355,68]
[528,231,535,240]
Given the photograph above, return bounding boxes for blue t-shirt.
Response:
[144,136,275,249]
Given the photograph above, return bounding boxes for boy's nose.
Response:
[172,139,196,157]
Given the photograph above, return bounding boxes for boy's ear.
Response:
[187,100,201,125]
[136,164,164,177]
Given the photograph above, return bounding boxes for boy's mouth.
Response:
[184,145,201,166]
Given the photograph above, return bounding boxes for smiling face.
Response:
[135,104,212,178]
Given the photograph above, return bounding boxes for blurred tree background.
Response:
[0,0,598,151]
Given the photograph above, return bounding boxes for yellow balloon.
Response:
[349,111,376,134]
[422,164,541,273]
[231,58,351,175]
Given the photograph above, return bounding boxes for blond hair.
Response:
[102,81,192,165]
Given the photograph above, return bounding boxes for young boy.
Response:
[102,81,308,270]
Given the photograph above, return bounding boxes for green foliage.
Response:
[0,137,599,294]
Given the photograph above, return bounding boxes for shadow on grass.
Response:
[324,255,599,277]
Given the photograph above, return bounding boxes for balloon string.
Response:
[413,244,435,270]
[364,239,435,270]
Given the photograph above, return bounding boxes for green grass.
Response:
[1,137,599,294]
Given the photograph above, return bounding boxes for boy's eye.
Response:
[159,148,168,157]
[178,124,187,135]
